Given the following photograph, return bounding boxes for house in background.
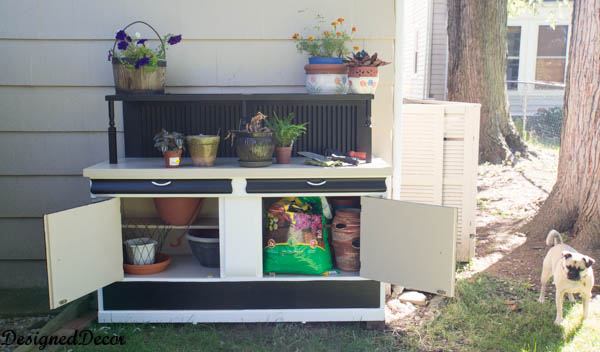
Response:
[403,0,571,118]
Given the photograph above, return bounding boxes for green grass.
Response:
[64,322,415,352]
[409,275,600,352]
[24,275,600,352]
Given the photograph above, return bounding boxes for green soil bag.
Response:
[263,197,333,275]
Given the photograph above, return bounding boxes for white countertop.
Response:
[84,157,392,179]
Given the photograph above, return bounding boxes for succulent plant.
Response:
[225,112,272,146]
[244,112,271,134]
[344,50,391,67]
[153,129,185,154]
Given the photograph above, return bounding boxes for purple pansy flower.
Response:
[167,34,182,45]
[137,39,147,45]
[117,40,129,50]
[135,56,150,69]
[108,51,112,61]
[115,30,127,41]
[126,35,132,42]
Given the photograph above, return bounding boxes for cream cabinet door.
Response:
[359,197,457,297]
[44,198,123,309]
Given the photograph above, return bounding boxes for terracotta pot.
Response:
[329,197,361,216]
[112,58,166,95]
[187,135,220,167]
[275,146,292,164]
[331,208,361,272]
[153,197,204,226]
[348,66,379,94]
[304,63,349,95]
[123,253,171,275]
[163,149,182,168]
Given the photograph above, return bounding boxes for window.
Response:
[507,26,521,90]
[535,25,568,88]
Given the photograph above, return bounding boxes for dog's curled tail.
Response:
[546,229,563,247]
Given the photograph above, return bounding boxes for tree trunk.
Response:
[521,0,600,248]
[447,0,527,164]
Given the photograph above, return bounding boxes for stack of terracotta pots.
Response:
[331,208,361,271]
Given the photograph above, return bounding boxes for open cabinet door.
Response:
[360,197,457,297]
[44,198,123,309]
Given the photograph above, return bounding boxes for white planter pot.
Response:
[304,63,349,95]
[306,74,349,94]
[124,237,157,265]
[348,75,379,94]
[348,66,380,94]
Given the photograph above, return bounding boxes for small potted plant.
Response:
[293,14,356,94]
[225,112,275,167]
[153,129,185,168]
[344,50,391,94]
[108,21,182,94]
[264,112,308,164]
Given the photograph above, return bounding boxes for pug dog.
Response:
[538,229,595,325]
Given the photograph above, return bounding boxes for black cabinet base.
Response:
[102,280,380,310]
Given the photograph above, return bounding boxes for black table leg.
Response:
[108,100,117,164]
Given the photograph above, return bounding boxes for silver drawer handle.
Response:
[151,181,172,187]
[307,180,327,187]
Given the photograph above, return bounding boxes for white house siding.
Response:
[428,0,447,100]
[402,0,432,99]
[506,3,571,118]
[0,0,396,288]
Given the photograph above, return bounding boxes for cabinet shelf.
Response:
[123,255,220,282]
[122,217,219,230]
[121,255,364,283]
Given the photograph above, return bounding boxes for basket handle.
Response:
[112,21,166,60]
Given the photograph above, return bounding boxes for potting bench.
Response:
[43,94,457,324]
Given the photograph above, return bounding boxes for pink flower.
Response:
[360,80,367,87]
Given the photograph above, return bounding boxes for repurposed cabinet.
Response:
[43,94,458,324]
[398,99,480,261]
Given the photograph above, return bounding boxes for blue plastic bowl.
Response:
[308,57,344,64]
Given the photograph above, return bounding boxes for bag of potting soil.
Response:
[263,197,333,275]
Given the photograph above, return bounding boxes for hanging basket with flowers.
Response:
[108,21,182,94]
[293,15,356,94]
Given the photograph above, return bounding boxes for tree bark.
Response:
[521,0,600,248]
[447,0,527,164]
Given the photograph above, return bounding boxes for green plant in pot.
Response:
[225,112,275,167]
[293,14,355,94]
[153,129,185,168]
[344,50,391,94]
[264,112,308,164]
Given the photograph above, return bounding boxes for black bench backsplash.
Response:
[116,95,373,162]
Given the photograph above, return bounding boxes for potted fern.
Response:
[264,112,308,164]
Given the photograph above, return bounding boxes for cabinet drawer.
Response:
[246,178,386,193]
[91,179,232,194]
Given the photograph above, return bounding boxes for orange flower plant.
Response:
[293,13,356,58]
